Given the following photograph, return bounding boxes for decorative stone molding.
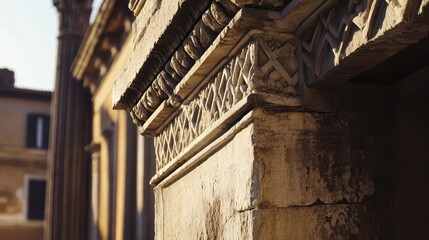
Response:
[113,0,215,111]
[154,38,299,169]
[124,2,328,136]
[71,0,133,94]
[113,0,325,112]
[129,0,239,123]
[297,0,429,86]
[114,0,429,180]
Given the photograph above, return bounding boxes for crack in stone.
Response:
[288,196,371,208]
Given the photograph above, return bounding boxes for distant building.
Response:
[71,0,155,239]
[0,68,51,240]
[45,0,155,240]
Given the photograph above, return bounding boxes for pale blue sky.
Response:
[0,1,58,91]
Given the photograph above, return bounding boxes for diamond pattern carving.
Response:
[154,38,297,168]
[297,0,408,85]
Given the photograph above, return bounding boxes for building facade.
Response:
[46,0,429,239]
[45,0,155,240]
[71,0,155,239]
[0,69,51,240]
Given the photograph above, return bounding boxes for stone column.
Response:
[136,135,155,240]
[45,1,92,240]
[86,143,101,240]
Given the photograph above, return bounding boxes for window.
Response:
[26,114,50,149]
[26,178,46,220]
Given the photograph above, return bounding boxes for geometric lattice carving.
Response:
[298,0,404,84]
[155,38,297,168]
[155,42,253,168]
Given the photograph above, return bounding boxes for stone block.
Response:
[154,125,255,239]
[252,109,374,208]
[254,204,375,239]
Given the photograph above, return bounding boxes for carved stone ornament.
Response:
[154,38,298,169]
[130,0,240,124]
[114,0,428,174]
[297,0,429,85]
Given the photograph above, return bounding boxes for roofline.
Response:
[0,87,51,101]
[71,0,117,81]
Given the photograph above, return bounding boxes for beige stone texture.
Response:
[155,124,255,239]
[253,204,371,239]
[154,108,374,239]
[252,110,374,207]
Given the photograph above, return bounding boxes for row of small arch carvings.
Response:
[130,0,239,125]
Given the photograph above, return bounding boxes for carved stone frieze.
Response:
[130,0,239,125]
[118,1,331,134]
[297,0,429,85]
[154,38,298,168]
[120,0,429,169]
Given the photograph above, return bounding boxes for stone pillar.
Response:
[45,1,92,240]
[136,135,155,240]
[87,143,101,240]
[113,0,429,238]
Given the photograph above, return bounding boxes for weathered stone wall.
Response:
[154,107,378,239]
[155,124,255,239]
[152,63,429,239]
[252,109,375,239]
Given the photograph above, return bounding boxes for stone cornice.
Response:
[112,1,300,112]
[128,0,240,121]
[111,0,429,185]
[72,0,117,81]
[114,0,429,140]
[122,0,326,135]
[297,0,429,87]
[113,0,214,111]
[71,0,133,94]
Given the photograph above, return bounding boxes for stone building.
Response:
[71,0,155,239]
[45,0,429,239]
[111,0,429,239]
[45,0,154,240]
[0,69,51,240]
